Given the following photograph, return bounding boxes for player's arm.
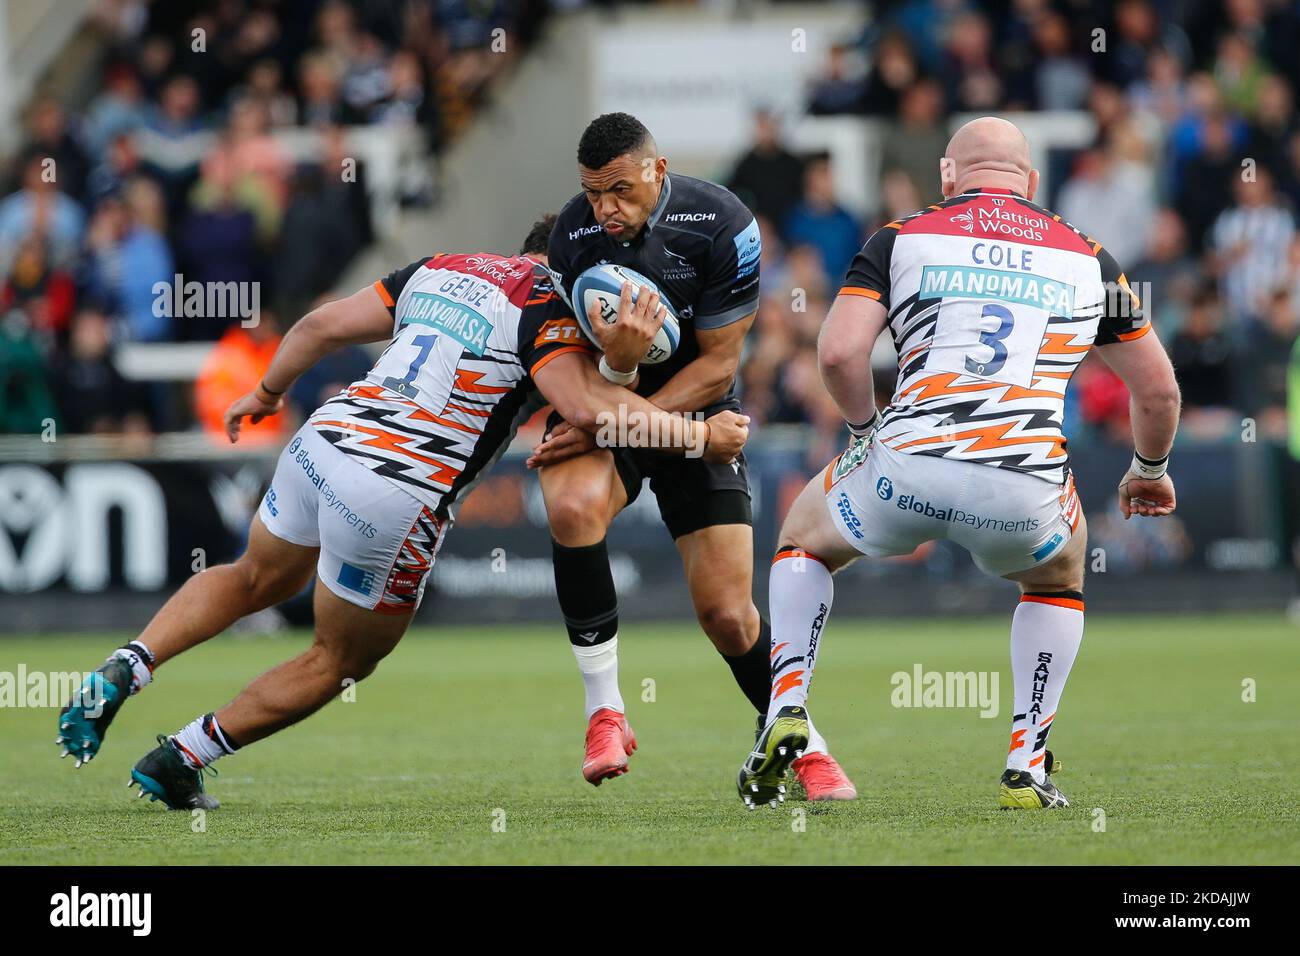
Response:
[223,284,393,443]
[533,352,748,461]
[819,292,890,430]
[644,312,753,412]
[1091,248,1181,519]
[647,212,764,412]
[819,224,895,434]
[1095,328,1181,519]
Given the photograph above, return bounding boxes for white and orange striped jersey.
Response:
[308,253,592,516]
[842,188,1147,485]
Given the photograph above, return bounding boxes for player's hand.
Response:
[224,391,282,444]
[701,410,750,462]
[527,420,599,469]
[588,281,665,373]
[1118,471,1176,519]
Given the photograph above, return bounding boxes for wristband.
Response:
[598,355,638,386]
[847,410,881,439]
[1130,451,1169,480]
[257,380,284,400]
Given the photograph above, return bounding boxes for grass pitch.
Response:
[1,613,1296,865]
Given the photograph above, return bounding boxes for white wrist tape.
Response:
[598,355,638,385]
[1131,451,1169,480]
[848,410,881,439]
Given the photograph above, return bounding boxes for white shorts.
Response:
[824,440,1081,576]
[258,424,447,613]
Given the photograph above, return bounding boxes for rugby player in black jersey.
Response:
[534,113,854,799]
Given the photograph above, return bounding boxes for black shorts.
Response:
[545,409,752,540]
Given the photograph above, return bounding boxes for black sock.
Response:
[552,538,619,647]
[722,618,772,714]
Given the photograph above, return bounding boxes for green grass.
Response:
[1,614,1297,865]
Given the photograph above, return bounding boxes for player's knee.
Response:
[546,486,612,544]
[697,603,754,656]
[312,640,385,685]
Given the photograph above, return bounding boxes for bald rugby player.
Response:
[737,117,1181,809]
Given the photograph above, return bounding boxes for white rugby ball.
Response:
[571,263,681,365]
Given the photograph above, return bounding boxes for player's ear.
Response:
[1026,168,1040,201]
[939,158,956,198]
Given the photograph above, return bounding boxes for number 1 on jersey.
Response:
[382,333,439,399]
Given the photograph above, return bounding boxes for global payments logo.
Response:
[876,476,894,500]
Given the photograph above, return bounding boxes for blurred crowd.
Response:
[0,0,543,438]
[732,0,1300,463]
[5,0,1300,461]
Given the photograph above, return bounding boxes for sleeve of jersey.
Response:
[1093,244,1150,345]
[694,214,762,331]
[373,257,432,318]
[839,226,896,309]
[518,296,596,378]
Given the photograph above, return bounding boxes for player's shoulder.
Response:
[661,173,754,231]
[551,193,599,241]
[890,191,1101,259]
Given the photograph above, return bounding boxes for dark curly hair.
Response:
[519,213,557,256]
[577,112,653,169]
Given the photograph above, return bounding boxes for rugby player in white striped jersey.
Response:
[54,217,749,809]
[738,117,1181,809]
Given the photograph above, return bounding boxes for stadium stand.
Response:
[0,0,1296,627]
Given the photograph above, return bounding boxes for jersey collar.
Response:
[958,187,1026,198]
[642,173,673,236]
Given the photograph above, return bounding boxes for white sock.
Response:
[573,636,624,719]
[805,719,829,756]
[114,640,154,694]
[172,713,237,769]
[767,548,834,723]
[1006,594,1085,783]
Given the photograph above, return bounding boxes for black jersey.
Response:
[547,173,761,406]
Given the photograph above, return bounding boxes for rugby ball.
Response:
[570,263,681,365]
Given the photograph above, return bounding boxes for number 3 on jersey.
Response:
[928,298,1049,386]
[966,303,1014,376]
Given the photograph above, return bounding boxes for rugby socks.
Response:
[721,618,829,753]
[172,713,242,770]
[720,619,774,714]
[1006,592,1085,783]
[553,538,624,718]
[572,638,624,719]
[767,547,834,723]
[112,640,155,694]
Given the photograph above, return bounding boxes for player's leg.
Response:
[55,514,317,767]
[201,582,411,747]
[674,521,765,706]
[998,510,1088,810]
[128,426,442,809]
[144,516,318,666]
[129,582,415,809]
[538,446,634,785]
[737,472,863,807]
